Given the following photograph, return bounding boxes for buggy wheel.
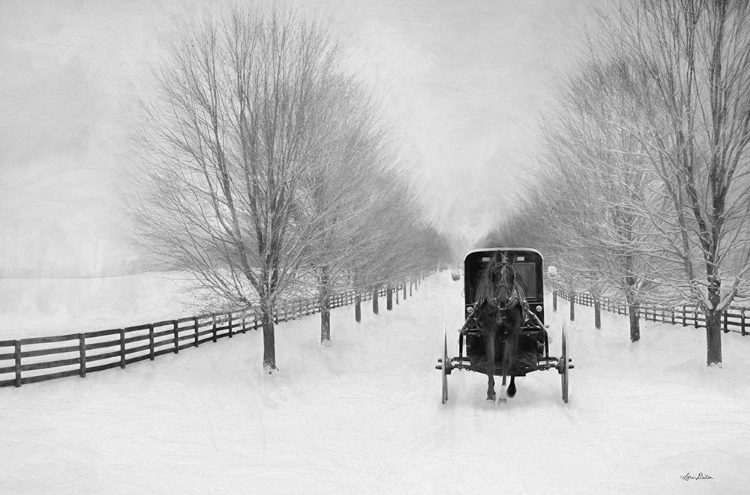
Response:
[560,322,569,403]
[442,330,449,404]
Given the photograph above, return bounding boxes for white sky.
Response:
[0,0,605,275]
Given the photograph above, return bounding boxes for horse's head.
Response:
[489,251,518,312]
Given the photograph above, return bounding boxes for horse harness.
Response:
[489,260,527,321]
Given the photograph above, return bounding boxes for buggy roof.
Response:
[463,247,543,263]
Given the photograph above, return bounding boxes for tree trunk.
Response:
[319,265,331,344]
[372,287,379,314]
[553,290,557,312]
[594,297,601,330]
[261,309,277,373]
[355,293,361,322]
[705,310,723,365]
[704,271,723,365]
[628,301,640,342]
[569,291,575,321]
[320,304,331,343]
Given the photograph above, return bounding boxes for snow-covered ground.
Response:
[2,271,749,494]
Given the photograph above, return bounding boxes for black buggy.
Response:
[437,248,573,403]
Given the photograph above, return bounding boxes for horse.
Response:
[473,251,527,401]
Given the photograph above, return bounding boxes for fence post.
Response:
[173,321,179,354]
[120,329,126,369]
[149,324,155,361]
[403,283,407,301]
[723,309,729,333]
[14,341,21,387]
[742,309,747,336]
[79,334,86,378]
[229,313,234,338]
[694,308,699,328]
[373,288,379,314]
[212,315,217,343]
[194,317,199,347]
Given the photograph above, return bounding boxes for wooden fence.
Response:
[0,280,421,389]
[556,290,748,336]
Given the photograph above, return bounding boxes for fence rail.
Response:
[1,279,422,389]
[555,290,748,336]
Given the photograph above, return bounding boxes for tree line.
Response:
[488,0,750,366]
[132,7,450,373]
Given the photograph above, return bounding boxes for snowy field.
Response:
[2,271,749,494]
[0,272,214,338]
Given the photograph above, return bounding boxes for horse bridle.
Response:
[490,260,518,313]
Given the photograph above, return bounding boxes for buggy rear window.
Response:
[515,262,536,298]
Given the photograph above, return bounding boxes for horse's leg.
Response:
[503,321,518,398]
[485,331,496,401]
[498,339,508,399]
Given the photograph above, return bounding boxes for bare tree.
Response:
[489,55,669,341]
[295,78,390,343]
[542,57,672,341]
[134,8,347,373]
[349,169,446,297]
[595,0,750,365]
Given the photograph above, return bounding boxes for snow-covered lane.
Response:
[2,272,749,494]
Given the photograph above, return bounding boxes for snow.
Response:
[0,272,212,337]
[2,271,749,494]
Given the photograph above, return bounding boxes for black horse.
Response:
[474,251,527,401]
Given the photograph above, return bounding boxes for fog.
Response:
[0,0,603,276]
